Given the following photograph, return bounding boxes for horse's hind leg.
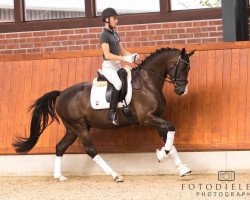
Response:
[76,122,124,183]
[54,127,77,181]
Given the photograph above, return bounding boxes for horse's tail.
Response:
[12,90,61,154]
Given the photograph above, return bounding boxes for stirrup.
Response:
[109,111,119,125]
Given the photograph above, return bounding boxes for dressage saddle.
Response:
[97,68,128,103]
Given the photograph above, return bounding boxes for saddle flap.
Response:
[105,68,129,103]
[92,66,131,102]
[90,66,132,110]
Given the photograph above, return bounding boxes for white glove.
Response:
[123,54,134,63]
[123,53,139,63]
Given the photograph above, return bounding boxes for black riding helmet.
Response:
[101,8,119,22]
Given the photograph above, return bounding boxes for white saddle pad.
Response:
[90,66,132,109]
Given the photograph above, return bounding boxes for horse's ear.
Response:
[181,48,186,57]
[187,49,196,57]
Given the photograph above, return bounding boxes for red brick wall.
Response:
[0,19,223,55]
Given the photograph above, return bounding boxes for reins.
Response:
[133,54,190,86]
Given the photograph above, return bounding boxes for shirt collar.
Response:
[104,27,115,34]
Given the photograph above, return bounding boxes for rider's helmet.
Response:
[101,8,119,22]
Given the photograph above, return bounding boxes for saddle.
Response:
[96,68,128,103]
[90,66,133,123]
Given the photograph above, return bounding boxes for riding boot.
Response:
[109,88,120,125]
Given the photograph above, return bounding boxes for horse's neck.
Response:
[138,53,167,90]
[143,54,165,73]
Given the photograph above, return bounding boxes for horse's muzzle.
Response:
[174,85,187,96]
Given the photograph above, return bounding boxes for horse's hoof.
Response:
[55,176,68,182]
[113,174,124,183]
[181,170,192,177]
[178,164,191,177]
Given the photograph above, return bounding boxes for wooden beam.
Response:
[13,0,25,23]
[160,0,171,14]
[85,0,96,18]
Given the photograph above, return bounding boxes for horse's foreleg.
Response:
[54,128,77,181]
[145,114,191,176]
[145,116,175,162]
[169,145,191,177]
[78,126,124,183]
[156,127,175,162]
[157,128,191,177]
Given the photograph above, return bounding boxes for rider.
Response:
[100,7,139,125]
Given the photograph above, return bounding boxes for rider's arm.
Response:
[101,43,124,61]
[119,43,132,56]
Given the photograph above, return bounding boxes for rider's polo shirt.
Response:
[99,28,121,60]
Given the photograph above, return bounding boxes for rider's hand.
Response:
[133,53,139,61]
[123,54,134,63]
[123,53,140,63]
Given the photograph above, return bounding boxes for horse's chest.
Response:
[157,99,166,114]
[135,91,166,114]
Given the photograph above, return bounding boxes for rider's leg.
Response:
[102,67,122,91]
[109,88,120,125]
[102,68,122,125]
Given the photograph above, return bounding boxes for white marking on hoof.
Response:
[178,164,192,177]
[182,170,192,177]
[113,174,124,183]
[55,176,68,182]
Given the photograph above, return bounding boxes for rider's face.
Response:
[106,16,118,28]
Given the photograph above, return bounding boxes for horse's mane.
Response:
[133,47,180,70]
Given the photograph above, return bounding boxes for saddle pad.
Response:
[93,78,107,87]
[90,66,132,109]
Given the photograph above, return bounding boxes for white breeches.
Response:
[102,60,122,91]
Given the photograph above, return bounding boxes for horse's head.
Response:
[166,48,195,96]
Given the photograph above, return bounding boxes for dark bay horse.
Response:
[12,47,195,182]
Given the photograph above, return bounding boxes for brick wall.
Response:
[0,19,223,55]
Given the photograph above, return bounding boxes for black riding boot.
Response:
[109,88,120,125]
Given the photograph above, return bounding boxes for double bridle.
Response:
[134,54,190,86]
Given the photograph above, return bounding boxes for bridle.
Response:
[134,54,190,87]
[166,55,190,86]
